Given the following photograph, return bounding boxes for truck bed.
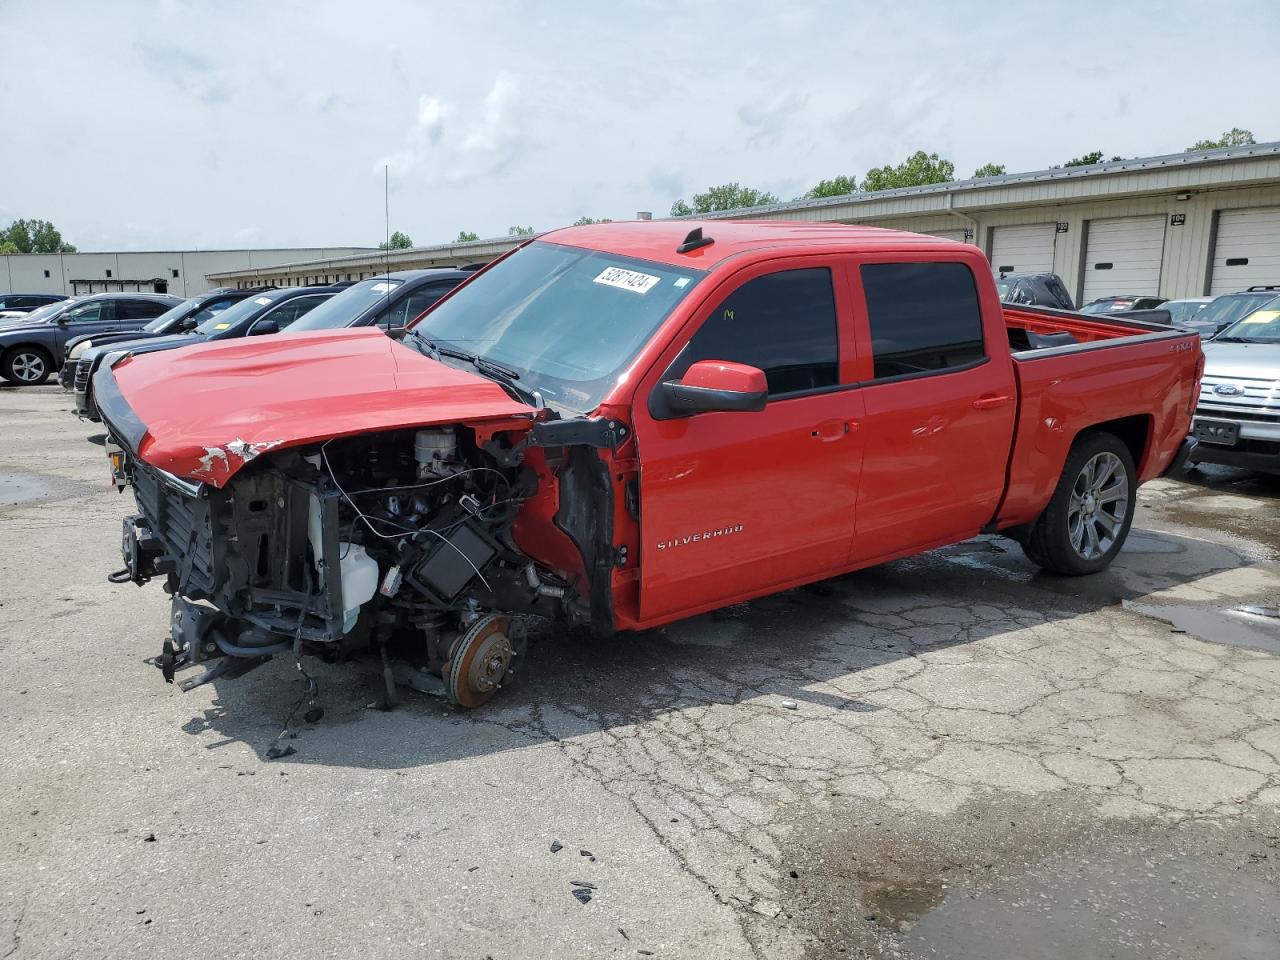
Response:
[996,304,1202,529]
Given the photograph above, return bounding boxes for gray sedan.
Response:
[0,293,181,385]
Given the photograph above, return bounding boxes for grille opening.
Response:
[248,499,269,512]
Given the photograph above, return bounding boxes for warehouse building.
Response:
[206,142,1280,306]
[0,246,375,298]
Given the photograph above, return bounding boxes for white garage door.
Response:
[1209,207,1280,295]
[1081,215,1166,303]
[989,224,1056,275]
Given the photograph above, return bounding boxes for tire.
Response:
[1,345,54,386]
[1021,431,1137,576]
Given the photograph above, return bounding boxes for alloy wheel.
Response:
[1067,451,1128,560]
[10,351,46,383]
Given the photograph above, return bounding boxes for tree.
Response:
[1187,128,1255,151]
[572,216,611,225]
[378,231,413,250]
[669,182,780,217]
[454,230,480,242]
[860,152,955,192]
[1058,151,1121,167]
[1,218,77,253]
[508,225,536,236]
[0,241,20,255]
[972,163,1006,178]
[799,175,858,200]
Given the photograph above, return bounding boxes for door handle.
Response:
[811,419,856,441]
[972,394,1011,410]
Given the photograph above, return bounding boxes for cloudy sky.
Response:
[2,0,1277,252]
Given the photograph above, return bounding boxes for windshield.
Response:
[1217,297,1280,342]
[1196,291,1278,330]
[412,241,704,414]
[195,292,280,335]
[288,277,404,332]
[1080,299,1133,315]
[143,298,198,333]
[1165,300,1209,325]
[19,299,77,324]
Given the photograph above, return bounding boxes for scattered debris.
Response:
[570,880,597,890]
[571,887,593,905]
[142,833,157,843]
[781,699,798,710]
[467,866,479,872]
[266,743,296,760]
[550,840,563,853]
[580,848,596,861]
[618,928,629,941]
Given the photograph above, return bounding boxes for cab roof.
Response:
[540,218,968,270]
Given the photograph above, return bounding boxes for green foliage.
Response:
[378,230,413,250]
[1187,128,1256,151]
[2,218,77,253]
[972,163,1006,178]
[0,240,20,255]
[1058,151,1121,167]
[799,175,858,200]
[860,152,955,192]
[508,225,536,236]
[572,216,611,225]
[669,182,780,217]
[454,230,480,242]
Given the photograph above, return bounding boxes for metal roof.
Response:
[688,141,1280,219]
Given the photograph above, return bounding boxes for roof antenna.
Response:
[676,226,714,254]
[383,164,393,327]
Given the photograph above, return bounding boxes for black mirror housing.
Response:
[659,380,768,415]
[250,318,279,336]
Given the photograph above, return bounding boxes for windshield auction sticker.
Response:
[594,266,660,294]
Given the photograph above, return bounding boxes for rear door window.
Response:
[860,262,985,379]
[378,282,459,328]
[672,267,839,397]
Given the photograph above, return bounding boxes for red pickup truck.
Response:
[96,220,1202,706]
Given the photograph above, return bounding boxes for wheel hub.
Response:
[445,615,514,708]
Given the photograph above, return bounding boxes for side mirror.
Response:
[660,360,768,415]
[249,318,279,336]
[180,316,198,331]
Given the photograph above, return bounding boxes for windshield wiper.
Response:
[407,330,540,406]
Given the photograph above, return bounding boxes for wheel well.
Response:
[1079,415,1151,471]
[2,342,53,361]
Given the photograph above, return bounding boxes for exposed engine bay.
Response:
[114,423,603,707]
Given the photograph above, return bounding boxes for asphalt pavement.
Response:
[1,382,1278,960]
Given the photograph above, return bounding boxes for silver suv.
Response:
[1189,295,1280,473]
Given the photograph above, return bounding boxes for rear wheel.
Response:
[1021,431,1136,576]
[2,346,53,386]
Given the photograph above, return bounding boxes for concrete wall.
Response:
[0,247,374,298]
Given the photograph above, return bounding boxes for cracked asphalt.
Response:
[2,382,1278,959]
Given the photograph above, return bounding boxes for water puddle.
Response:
[1123,601,1280,655]
[0,471,55,506]
[901,844,1280,960]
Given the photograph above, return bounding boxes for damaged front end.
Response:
[113,423,584,707]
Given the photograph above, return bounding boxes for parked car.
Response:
[1163,297,1214,328]
[283,268,471,335]
[95,220,1201,706]
[73,285,337,419]
[1079,295,1168,315]
[0,292,182,385]
[1178,287,1280,339]
[994,272,1074,310]
[58,289,268,390]
[1187,296,1280,474]
[0,293,67,319]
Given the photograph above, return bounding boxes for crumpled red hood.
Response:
[111,327,535,486]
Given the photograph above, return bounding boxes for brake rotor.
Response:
[445,615,514,708]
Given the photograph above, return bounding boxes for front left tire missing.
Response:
[1,346,54,386]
